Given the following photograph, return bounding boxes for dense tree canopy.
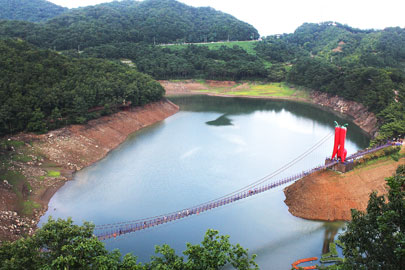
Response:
[373,102,405,144]
[0,0,67,22]
[1,8,404,141]
[259,22,405,70]
[0,39,164,136]
[286,58,402,113]
[82,43,267,80]
[338,165,405,269]
[0,218,258,270]
[78,23,405,116]
[0,0,259,50]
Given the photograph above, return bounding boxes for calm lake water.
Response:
[40,96,369,269]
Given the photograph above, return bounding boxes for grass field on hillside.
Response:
[192,81,309,99]
[161,40,259,55]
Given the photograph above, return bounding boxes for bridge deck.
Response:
[94,142,395,240]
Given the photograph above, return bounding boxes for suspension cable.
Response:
[95,131,334,229]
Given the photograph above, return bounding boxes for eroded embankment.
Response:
[310,92,378,137]
[161,80,399,222]
[284,149,404,221]
[160,80,378,137]
[34,99,179,171]
[0,99,179,242]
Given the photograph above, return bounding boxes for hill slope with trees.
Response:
[256,22,405,69]
[0,0,67,22]
[0,5,403,141]
[82,42,268,80]
[0,0,259,50]
[74,22,405,142]
[0,39,165,136]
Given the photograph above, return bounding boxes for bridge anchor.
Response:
[325,158,354,173]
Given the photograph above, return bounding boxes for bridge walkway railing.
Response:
[94,142,396,240]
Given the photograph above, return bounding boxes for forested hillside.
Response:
[278,23,405,141]
[257,22,405,68]
[76,22,405,142]
[77,22,405,84]
[0,5,403,141]
[0,0,67,22]
[0,0,259,50]
[82,43,267,80]
[268,24,405,142]
[0,39,164,135]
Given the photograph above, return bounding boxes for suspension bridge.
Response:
[93,132,398,240]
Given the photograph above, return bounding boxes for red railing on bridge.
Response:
[94,141,396,240]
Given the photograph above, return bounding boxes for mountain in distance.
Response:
[0,0,68,22]
[0,0,259,50]
[256,22,405,68]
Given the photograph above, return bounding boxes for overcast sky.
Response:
[48,0,405,36]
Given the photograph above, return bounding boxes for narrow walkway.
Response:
[94,142,394,240]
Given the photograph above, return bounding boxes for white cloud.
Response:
[48,0,405,36]
[177,0,405,36]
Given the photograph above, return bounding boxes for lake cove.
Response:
[40,96,369,269]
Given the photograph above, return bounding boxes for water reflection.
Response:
[169,95,370,147]
[41,96,368,269]
[206,114,233,126]
[321,222,344,254]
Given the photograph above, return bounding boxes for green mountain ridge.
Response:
[254,22,405,68]
[0,0,259,50]
[76,22,405,142]
[0,0,68,22]
[0,4,403,141]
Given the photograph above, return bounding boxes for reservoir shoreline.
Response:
[161,80,378,137]
[0,80,383,242]
[1,99,179,242]
[163,80,403,222]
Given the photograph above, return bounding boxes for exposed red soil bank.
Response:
[284,151,404,221]
[0,99,179,242]
[35,99,179,171]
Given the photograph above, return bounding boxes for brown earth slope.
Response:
[34,99,179,171]
[0,99,179,242]
[284,148,404,221]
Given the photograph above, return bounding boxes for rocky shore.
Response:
[33,99,179,171]
[0,81,389,241]
[309,92,378,137]
[161,80,378,137]
[0,210,37,240]
[0,99,179,242]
